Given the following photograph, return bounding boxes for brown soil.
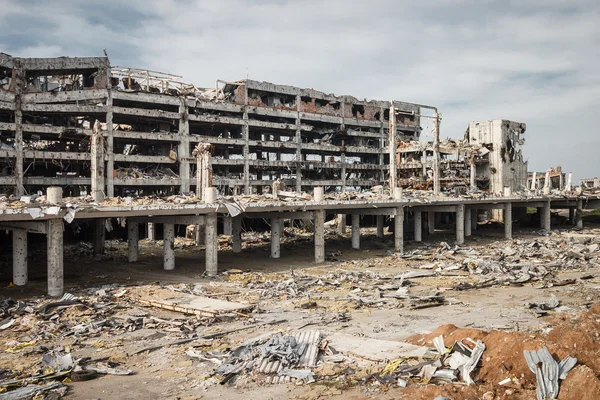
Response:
[402,305,600,400]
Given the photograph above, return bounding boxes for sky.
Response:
[2,0,599,180]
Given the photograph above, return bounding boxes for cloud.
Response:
[2,0,599,179]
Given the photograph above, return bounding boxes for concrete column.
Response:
[204,187,217,203]
[376,215,384,238]
[47,187,63,204]
[223,216,233,236]
[271,217,281,259]
[414,211,422,242]
[389,105,397,190]
[314,210,325,263]
[205,213,218,275]
[394,206,404,253]
[336,214,346,235]
[540,202,551,232]
[465,208,472,238]
[456,204,465,245]
[163,223,175,270]
[433,111,441,195]
[569,208,575,225]
[576,198,583,229]
[47,219,64,297]
[351,214,360,250]
[12,230,27,286]
[195,224,205,245]
[428,212,435,235]
[314,187,324,201]
[504,202,513,239]
[393,187,403,200]
[232,216,242,253]
[127,221,139,263]
[470,163,476,189]
[471,209,477,231]
[147,222,155,240]
[179,100,191,193]
[93,219,105,254]
[543,171,551,195]
[90,120,105,202]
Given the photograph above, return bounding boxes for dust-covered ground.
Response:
[0,222,599,400]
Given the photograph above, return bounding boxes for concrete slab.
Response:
[128,286,253,316]
[328,333,433,362]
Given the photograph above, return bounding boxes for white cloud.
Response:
[3,0,599,179]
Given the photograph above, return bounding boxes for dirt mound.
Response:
[401,305,600,400]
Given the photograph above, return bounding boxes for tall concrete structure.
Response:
[468,120,528,195]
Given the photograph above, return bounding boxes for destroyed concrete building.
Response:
[0,52,599,301]
[392,120,528,196]
[581,176,600,190]
[0,53,424,198]
[467,120,528,195]
[528,166,568,192]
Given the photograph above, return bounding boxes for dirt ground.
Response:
[0,223,599,399]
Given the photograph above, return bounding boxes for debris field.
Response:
[0,224,599,400]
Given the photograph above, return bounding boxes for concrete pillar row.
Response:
[351,214,360,250]
[12,230,27,286]
[127,221,139,263]
[163,223,175,270]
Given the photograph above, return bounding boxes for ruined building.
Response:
[0,53,425,198]
[467,120,528,195]
[392,119,528,195]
